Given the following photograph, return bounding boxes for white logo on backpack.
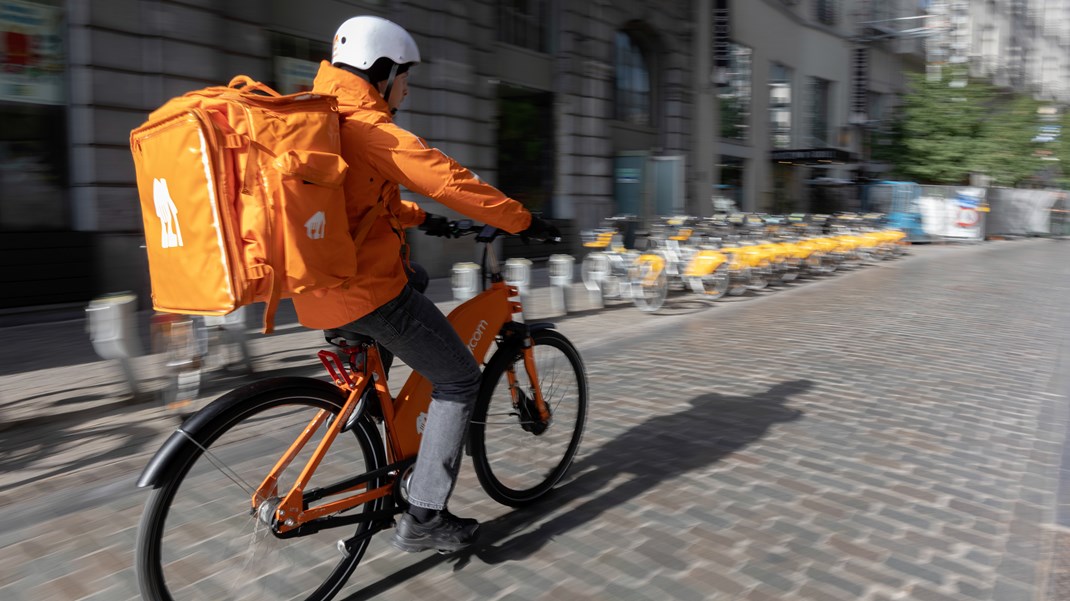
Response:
[153,178,183,248]
[305,211,326,240]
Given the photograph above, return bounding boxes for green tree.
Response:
[1055,110,1070,186]
[877,68,1043,187]
[973,94,1044,187]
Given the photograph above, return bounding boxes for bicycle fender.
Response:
[496,322,556,354]
[137,377,344,488]
[137,429,189,488]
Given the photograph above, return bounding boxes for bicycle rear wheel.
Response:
[469,328,588,506]
[630,256,669,312]
[137,379,386,601]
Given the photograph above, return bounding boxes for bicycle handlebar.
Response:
[447,220,561,244]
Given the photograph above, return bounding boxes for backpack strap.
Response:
[228,75,281,97]
[352,202,386,248]
[228,104,284,334]
[246,263,281,334]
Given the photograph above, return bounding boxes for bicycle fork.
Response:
[506,343,553,432]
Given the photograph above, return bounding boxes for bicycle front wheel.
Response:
[470,328,588,506]
[630,256,669,312]
[137,379,386,601]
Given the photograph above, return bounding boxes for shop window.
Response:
[0,104,68,230]
[498,0,548,53]
[717,156,745,210]
[1,0,68,231]
[615,31,652,127]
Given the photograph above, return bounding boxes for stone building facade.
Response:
[14,0,1061,312]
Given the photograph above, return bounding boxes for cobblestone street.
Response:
[1,239,1068,600]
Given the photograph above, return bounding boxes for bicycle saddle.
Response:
[324,328,376,348]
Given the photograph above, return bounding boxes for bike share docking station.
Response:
[451,254,580,316]
[579,252,608,310]
[504,257,532,318]
[86,292,143,400]
[548,254,575,315]
[451,262,481,302]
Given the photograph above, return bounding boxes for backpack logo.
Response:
[416,411,427,435]
[305,211,326,240]
[153,178,183,248]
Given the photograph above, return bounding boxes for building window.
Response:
[769,63,793,149]
[720,42,752,141]
[270,31,330,64]
[498,0,548,53]
[808,77,832,147]
[269,31,331,93]
[815,0,837,25]
[615,31,652,126]
[497,85,554,214]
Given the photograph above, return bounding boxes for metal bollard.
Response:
[548,254,575,315]
[504,258,533,319]
[86,292,143,399]
[205,306,254,374]
[581,252,608,309]
[451,262,481,302]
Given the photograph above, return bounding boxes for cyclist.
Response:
[292,15,558,553]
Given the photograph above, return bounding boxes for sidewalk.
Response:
[0,242,1004,433]
[0,265,611,431]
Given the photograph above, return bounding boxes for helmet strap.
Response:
[382,63,400,115]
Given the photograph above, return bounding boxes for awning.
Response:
[804,177,854,186]
[770,147,855,165]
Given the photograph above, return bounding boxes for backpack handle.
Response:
[228,75,281,97]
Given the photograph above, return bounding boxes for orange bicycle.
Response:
[134,222,589,601]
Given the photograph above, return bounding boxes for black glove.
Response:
[419,213,453,238]
[520,215,561,243]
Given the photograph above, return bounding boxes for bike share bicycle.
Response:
[134,222,589,601]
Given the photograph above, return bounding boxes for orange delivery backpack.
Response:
[130,76,374,333]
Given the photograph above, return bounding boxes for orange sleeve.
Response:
[363,123,532,234]
[397,199,426,229]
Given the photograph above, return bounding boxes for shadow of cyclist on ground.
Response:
[344,379,810,599]
[467,379,809,564]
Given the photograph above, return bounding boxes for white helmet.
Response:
[332,16,420,70]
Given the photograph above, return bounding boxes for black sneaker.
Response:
[391,510,480,553]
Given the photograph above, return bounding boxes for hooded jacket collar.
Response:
[313,60,391,118]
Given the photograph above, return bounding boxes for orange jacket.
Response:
[292,62,532,329]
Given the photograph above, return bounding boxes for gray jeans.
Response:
[340,285,481,511]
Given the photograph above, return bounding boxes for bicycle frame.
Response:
[257,232,547,536]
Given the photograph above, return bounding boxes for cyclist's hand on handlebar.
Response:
[419,213,454,238]
[520,215,561,243]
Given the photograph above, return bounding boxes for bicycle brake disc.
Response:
[516,388,550,435]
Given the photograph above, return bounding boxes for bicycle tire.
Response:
[631,259,668,312]
[469,329,588,506]
[137,379,386,601]
[705,264,730,299]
